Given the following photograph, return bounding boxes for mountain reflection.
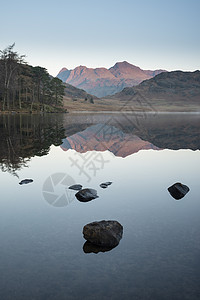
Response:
[0,114,65,176]
[132,114,200,151]
[61,123,160,157]
[61,113,200,155]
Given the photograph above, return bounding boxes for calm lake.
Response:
[0,112,200,300]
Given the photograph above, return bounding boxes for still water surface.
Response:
[0,113,199,300]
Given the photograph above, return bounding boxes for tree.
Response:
[89,96,94,104]
[0,43,26,110]
[32,66,50,106]
[50,77,65,105]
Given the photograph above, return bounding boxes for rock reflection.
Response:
[83,241,117,254]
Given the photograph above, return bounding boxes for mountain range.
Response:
[57,61,165,97]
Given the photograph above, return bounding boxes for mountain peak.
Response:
[75,65,87,70]
[109,61,148,79]
[111,61,139,69]
[58,67,68,74]
[114,61,130,66]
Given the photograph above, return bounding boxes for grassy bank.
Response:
[63,96,200,113]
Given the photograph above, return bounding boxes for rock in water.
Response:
[19,179,33,185]
[75,188,98,202]
[69,184,82,191]
[100,182,112,189]
[168,182,190,200]
[83,220,123,247]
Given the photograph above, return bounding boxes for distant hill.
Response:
[109,70,200,111]
[64,82,96,100]
[57,61,165,97]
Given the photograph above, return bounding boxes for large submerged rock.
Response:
[75,188,99,202]
[168,182,190,200]
[83,220,123,248]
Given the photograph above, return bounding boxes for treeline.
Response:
[0,44,65,112]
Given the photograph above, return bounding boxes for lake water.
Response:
[0,112,200,300]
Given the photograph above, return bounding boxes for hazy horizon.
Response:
[0,0,199,76]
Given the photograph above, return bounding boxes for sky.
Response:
[0,0,199,76]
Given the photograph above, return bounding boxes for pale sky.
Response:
[0,0,199,76]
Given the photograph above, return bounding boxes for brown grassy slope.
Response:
[63,95,200,113]
[63,96,123,112]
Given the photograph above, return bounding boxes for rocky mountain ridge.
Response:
[57,61,165,97]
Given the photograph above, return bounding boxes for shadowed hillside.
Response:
[108,70,200,111]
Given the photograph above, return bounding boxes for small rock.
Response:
[83,220,123,248]
[168,182,190,200]
[83,241,116,254]
[100,181,112,189]
[69,184,82,191]
[75,188,99,202]
[19,179,33,185]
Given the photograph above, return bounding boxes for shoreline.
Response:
[0,110,68,115]
[1,109,200,115]
[69,110,200,114]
